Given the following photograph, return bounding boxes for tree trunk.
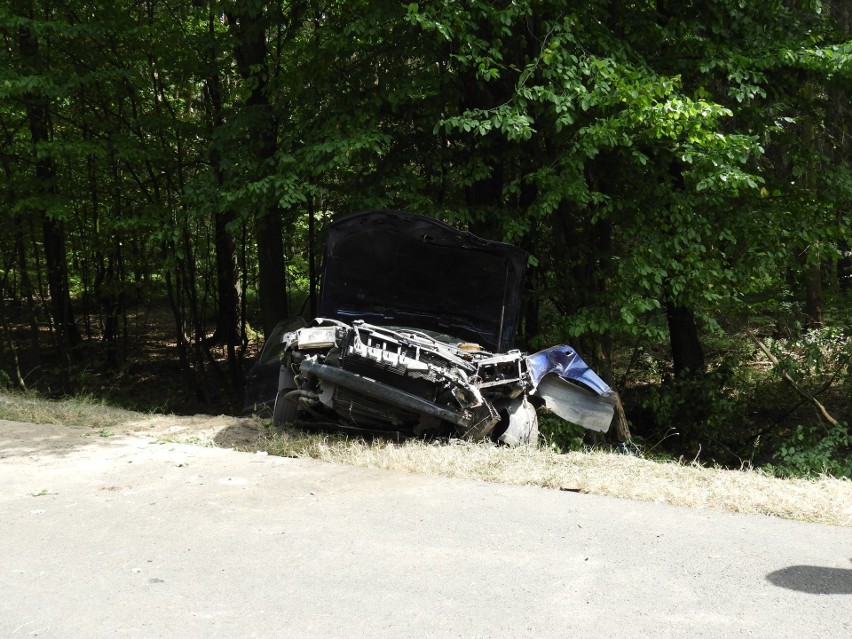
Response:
[213,209,241,346]
[198,7,244,404]
[41,217,80,349]
[227,4,288,337]
[14,211,40,358]
[827,2,851,299]
[465,160,504,240]
[19,16,80,356]
[839,237,851,298]
[96,160,127,369]
[801,79,824,329]
[308,196,317,319]
[255,214,287,336]
[206,71,241,347]
[803,263,824,329]
[0,287,27,391]
[666,301,704,377]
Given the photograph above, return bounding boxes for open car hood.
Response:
[318,211,527,352]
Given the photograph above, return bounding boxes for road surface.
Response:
[1,420,850,638]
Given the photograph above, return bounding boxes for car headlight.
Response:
[296,326,338,349]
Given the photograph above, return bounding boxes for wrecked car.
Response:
[244,210,616,445]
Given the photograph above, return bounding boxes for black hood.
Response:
[318,210,527,352]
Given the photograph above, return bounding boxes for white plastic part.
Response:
[534,375,615,433]
[296,326,338,349]
[498,397,539,446]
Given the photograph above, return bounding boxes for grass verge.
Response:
[0,391,146,430]
[2,390,849,527]
[250,429,852,527]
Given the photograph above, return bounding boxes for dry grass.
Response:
[0,391,146,431]
[257,429,852,527]
[2,390,849,527]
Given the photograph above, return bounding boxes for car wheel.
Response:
[272,389,298,428]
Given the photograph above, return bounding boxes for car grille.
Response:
[341,352,437,401]
[332,387,420,427]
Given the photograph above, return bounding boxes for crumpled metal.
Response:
[525,346,613,397]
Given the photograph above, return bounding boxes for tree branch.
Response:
[746,329,839,427]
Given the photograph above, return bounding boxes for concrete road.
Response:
[1,420,850,638]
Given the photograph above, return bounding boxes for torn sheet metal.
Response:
[526,346,613,397]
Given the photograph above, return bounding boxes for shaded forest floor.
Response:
[3,301,258,416]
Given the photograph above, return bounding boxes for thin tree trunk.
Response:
[14,218,39,357]
[827,3,851,298]
[839,237,851,298]
[550,168,633,441]
[0,306,27,391]
[308,196,317,319]
[803,264,824,328]
[96,160,126,369]
[801,80,824,329]
[0,251,26,388]
[19,13,80,359]
[213,212,240,345]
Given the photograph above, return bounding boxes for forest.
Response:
[1,1,850,476]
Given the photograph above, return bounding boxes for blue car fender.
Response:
[525,346,616,433]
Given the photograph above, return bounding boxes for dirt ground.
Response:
[0,407,266,462]
[121,413,269,450]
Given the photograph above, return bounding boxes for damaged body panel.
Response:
[245,211,616,444]
[526,346,616,433]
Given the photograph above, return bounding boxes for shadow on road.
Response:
[766,564,852,594]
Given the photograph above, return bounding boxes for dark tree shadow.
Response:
[766,564,852,595]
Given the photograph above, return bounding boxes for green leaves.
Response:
[0,0,847,468]
[439,106,534,141]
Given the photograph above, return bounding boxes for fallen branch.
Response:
[746,329,839,427]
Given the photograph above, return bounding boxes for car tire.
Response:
[272,389,298,428]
